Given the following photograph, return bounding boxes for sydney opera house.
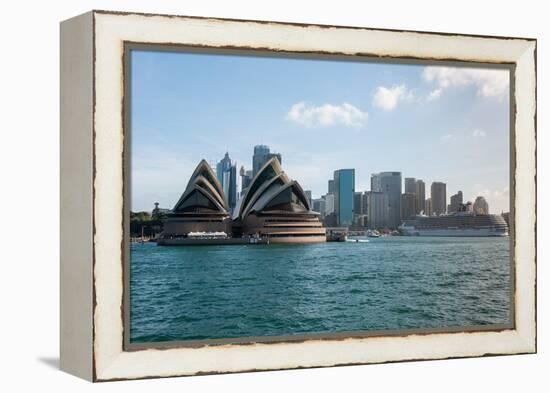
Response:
[159,158,326,244]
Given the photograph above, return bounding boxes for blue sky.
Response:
[131,50,510,214]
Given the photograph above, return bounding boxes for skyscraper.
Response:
[216,152,237,212]
[366,191,389,229]
[431,181,447,216]
[216,152,231,181]
[473,196,489,214]
[324,193,335,216]
[371,172,402,228]
[328,179,335,194]
[252,145,282,177]
[334,169,355,227]
[304,190,312,209]
[353,191,367,227]
[415,179,426,214]
[425,198,433,216]
[404,177,416,194]
[323,193,336,227]
[354,192,365,215]
[312,198,326,218]
[370,174,381,193]
[449,191,463,213]
[400,192,416,221]
[239,166,253,193]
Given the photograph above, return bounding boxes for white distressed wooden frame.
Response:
[60,10,536,382]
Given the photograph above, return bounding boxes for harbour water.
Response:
[130,237,511,343]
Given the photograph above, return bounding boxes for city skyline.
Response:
[140,143,505,219]
[131,50,510,213]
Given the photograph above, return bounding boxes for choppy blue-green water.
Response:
[130,237,511,343]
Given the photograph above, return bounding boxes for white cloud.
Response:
[372,84,414,111]
[286,102,368,128]
[471,186,510,213]
[472,129,487,137]
[427,88,443,101]
[440,133,453,141]
[422,66,509,99]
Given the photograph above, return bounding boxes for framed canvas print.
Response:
[60,10,537,381]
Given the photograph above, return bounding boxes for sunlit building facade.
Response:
[366,191,389,229]
[371,172,402,228]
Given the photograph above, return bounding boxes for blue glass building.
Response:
[333,169,355,227]
[216,152,237,213]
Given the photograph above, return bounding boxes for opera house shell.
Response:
[161,160,231,238]
[159,157,326,244]
[233,158,326,243]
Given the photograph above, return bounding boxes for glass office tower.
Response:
[334,169,355,227]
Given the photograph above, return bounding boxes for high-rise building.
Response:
[430,181,447,216]
[239,166,253,193]
[400,192,416,221]
[353,191,367,227]
[370,174,381,193]
[354,192,365,215]
[425,198,433,216]
[304,190,312,209]
[312,198,326,218]
[216,152,237,212]
[449,191,463,213]
[366,191,389,229]
[473,196,489,214]
[323,193,337,227]
[328,179,335,194]
[334,169,355,227]
[216,152,232,181]
[371,172,402,228]
[324,193,335,216]
[415,179,426,214]
[252,145,282,177]
[404,177,416,194]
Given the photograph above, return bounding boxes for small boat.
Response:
[345,237,369,243]
[366,230,380,238]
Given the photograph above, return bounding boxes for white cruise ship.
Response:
[399,212,509,237]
